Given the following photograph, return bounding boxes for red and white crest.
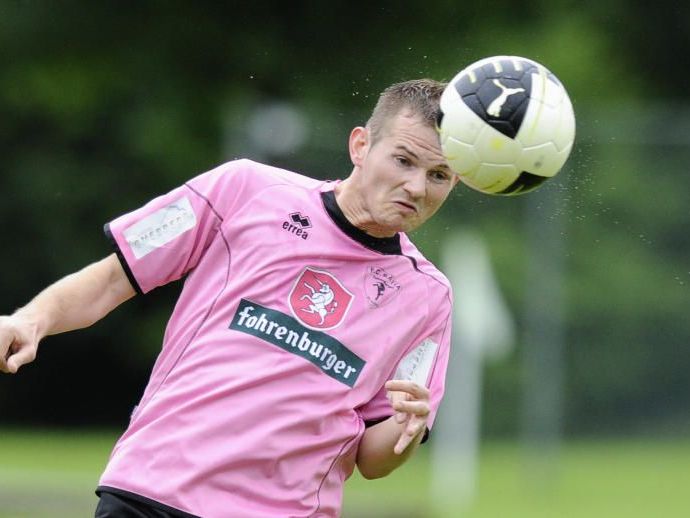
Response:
[288,267,354,330]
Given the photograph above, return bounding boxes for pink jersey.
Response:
[99,159,453,517]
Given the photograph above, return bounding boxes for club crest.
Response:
[288,267,354,330]
[364,266,401,308]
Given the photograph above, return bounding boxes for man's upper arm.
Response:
[103,161,252,294]
[104,253,137,306]
[358,298,453,433]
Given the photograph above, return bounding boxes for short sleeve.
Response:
[358,302,452,431]
[105,160,252,294]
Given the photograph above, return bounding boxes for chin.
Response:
[393,220,419,234]
[375,213,419,235]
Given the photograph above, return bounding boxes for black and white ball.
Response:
[438,56,575,195]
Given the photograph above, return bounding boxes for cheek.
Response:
[423,187,452,213]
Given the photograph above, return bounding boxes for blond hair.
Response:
[366,79,447,143]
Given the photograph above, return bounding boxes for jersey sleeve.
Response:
[358,299,453,431]
[104,160,254,294]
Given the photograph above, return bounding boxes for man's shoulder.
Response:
[218,159,326,191]
[399,236,452,297]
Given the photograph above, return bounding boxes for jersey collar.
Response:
[320,190,403,255]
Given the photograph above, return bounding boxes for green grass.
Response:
[346,440,690,518]
[1,429,689,518]
[0,429,118,518]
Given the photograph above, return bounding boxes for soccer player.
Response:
[0,79,459,517]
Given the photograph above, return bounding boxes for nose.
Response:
[403,169,427,199]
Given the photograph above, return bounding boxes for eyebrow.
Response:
[395,144,452,172]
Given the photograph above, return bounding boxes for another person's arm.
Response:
[356,380,430,479]
[0,253,135,374]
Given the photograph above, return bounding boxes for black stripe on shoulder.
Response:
[403,254,419,271]
[96,486,201,518]
[103,223,143,295]
[184,182,223,222]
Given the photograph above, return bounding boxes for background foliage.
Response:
[1,1,688,442]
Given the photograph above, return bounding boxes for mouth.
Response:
[394,201,418,214]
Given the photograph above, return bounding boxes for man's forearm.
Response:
[356,415,425,479]
[15,254,135,338]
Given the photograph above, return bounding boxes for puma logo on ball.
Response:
[487,79,525,117]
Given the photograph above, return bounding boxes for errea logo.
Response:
[282,212,311,240]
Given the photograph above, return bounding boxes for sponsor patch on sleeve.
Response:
[394,338,439,387]
[123,196,197,259]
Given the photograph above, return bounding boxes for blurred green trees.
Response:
[1,2,688,437]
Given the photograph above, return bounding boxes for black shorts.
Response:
[95,488,200,518]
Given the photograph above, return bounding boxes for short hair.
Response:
[366,79,447,143]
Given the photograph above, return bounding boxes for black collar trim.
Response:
[321,190,402,255]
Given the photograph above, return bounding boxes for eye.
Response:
[394,155,412,167]
[429,170,451,183]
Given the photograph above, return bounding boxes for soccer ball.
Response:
[438,56,575,195]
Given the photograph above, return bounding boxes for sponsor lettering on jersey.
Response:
[289,267,353,330]
[123,196,197,259]
[394,338,438,387]
[230,299,364,387]
[364,266,401,308]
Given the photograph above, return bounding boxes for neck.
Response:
[334,178,397,238]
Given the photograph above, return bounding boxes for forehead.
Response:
[379,111,449,168]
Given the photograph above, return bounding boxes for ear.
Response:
[348,126,369,167]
